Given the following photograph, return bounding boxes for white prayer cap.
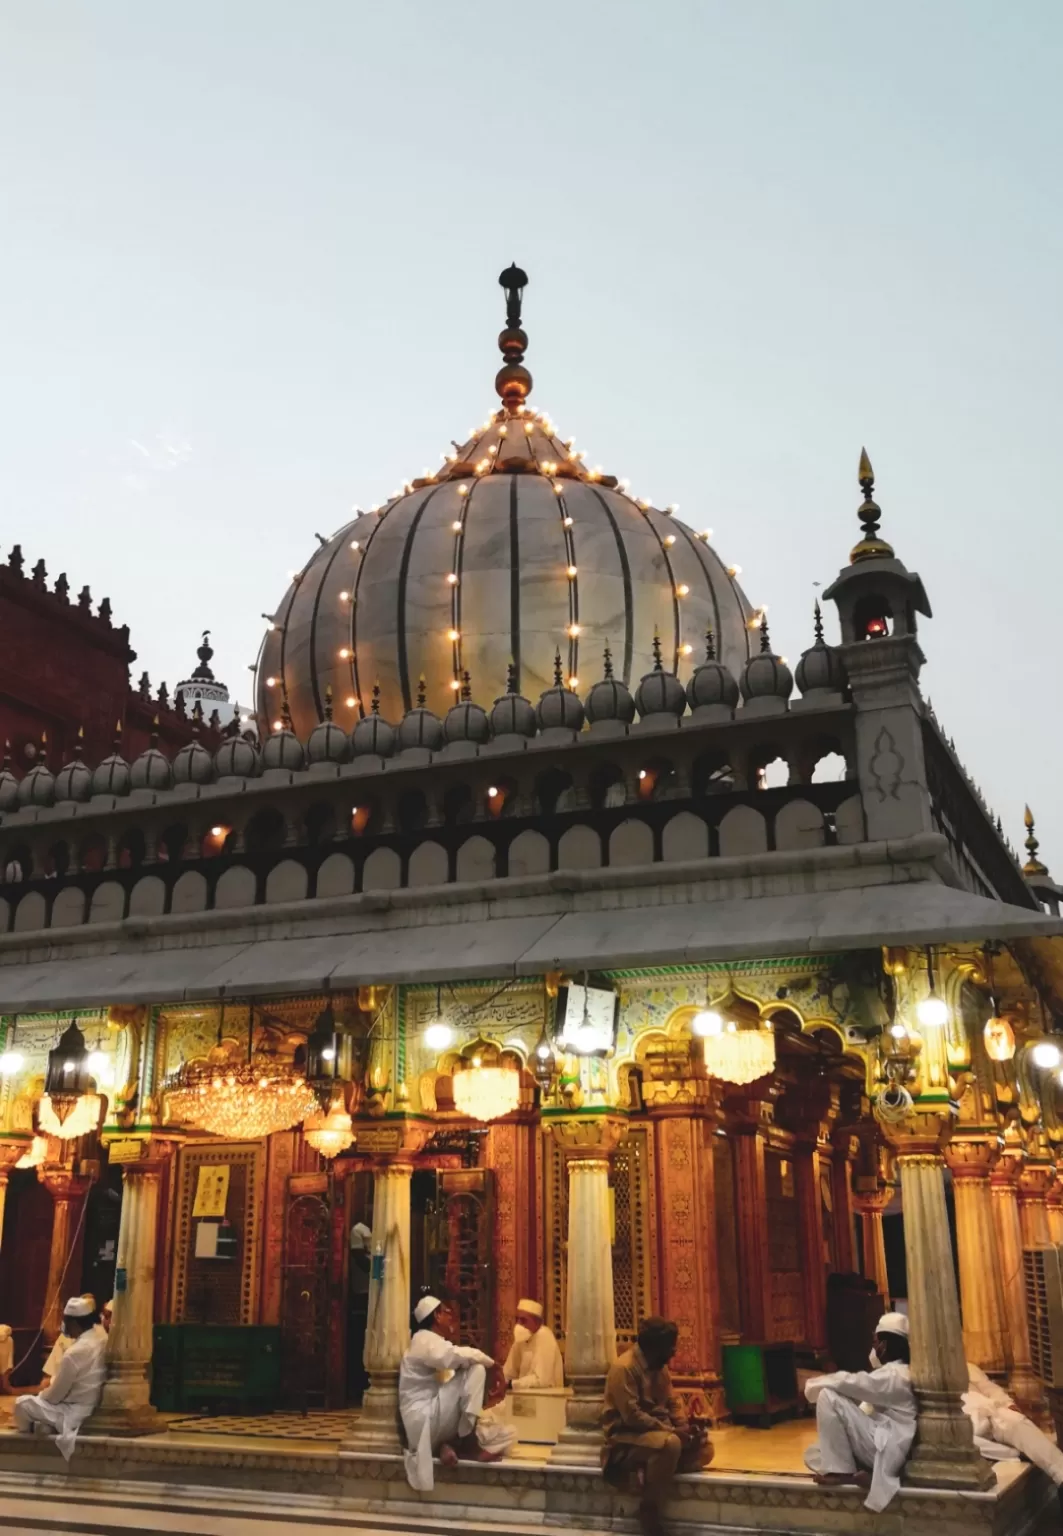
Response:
[875,1312,909,1339]
[516,1298,544,1318]
[63,1297,93,1318]
[414,1295,443,1325]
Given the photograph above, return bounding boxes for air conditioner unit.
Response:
[1022,1246,1063,1389]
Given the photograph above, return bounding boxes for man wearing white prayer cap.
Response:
[398,1295,501,1490]
[13,1296,108,1459]
[803,1313,915,1512]
[503,1298,564,1390]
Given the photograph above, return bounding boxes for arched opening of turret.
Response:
[1,843,31,883]
[46,841,70,878]
[811,750,848,784]
[397,789,428,835]
[484,777,517,818]
[588,763,625,811]
[305,802,337,847]
[157,822,189,863]
[637,758,677,802]
[853,594,892,641]
[692,752,734,796]
[117,829,145,870]
[751,743,790,790]
[443,784,474,827]
[78,834,107,873]
[244,809,285,856]
[536,768,574,816]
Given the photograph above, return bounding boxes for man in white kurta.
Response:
[502,1298,564,1389]
[804,1312,916,1512]
[399,1295,496,1491]
[13,1297,108,1460]
[964,1362,1063,1508]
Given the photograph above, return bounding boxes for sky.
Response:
[1,3,1061,861]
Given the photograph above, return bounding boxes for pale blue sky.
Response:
[1,3,1060,861]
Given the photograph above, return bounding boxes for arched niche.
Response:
[316,852,355,899]
[608,818,654,868]
[264,860,309,905]
[507,829,550,878]
[51,887,86,929]
[661,811,708,863]
[455,835,495,884]
[215,865,258,910]
[407,841,448,888]
[556,824,602,871]
[129,875,166,917]
[362,846,401,892]
[774,799,826,851]
[171,870,209,914]
[718,804,767,858]
[13,890,46,932]
[89,881,125,925]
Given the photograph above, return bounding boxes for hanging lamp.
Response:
[165,1003,318,1139]
[37,1019,103,1140]
[699,992,776,1086]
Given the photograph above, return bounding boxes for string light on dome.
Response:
[727,565,742,578]
[449,679,461,691]
[679,643,694,656]
[568,675,579,689]
[566,565,578,579]
[588,466,602,480]
[447,628,460,642]
[668,504,679,514]
[339,648,351,660]
[339,590,351,601]
[446,573,459,586]
[568,623,581,638]
[452,520,463,532]
[638,499,651,510]
[350,540,360,551]
[524,422,534,435]
[676,584,690,598]
[265,676,277,688]
[619,478,630,490]
[563,515,574,527]
[345,695,356,708]
[543,460,557,474]
[498,424,508,437]
[663,534,676,546]
[553,483,564,495]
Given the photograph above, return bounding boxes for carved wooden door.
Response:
[281,1176,331,1410]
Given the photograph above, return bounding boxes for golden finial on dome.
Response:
[850,446,895,564]
[496,263,532,415]
[1023,805,1048,877]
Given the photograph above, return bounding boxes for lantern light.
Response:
[1031,1039,1062,1070]
[692,1010,723,1038]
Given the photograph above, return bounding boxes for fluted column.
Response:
[1018,1161,1055,1248]
[852,1186,891,1303]
[90,1145,173,1433]
[890,1128,992,1490]
[38,1168,93,1344]
[550,1114,623,1465]
[345,1157,414,1451]
[990,1153,1044,1416]
[943,1138,1007,1376]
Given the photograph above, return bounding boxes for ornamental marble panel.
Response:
[556,824,601,871]
[455,835,495,884]
[407,840,448,887]
[315,852,354,899]
[171,870,208,914]
[50,886,86,928]
[507,828,550,877]
[609,818,654,867]
[264,859,308,905]
[361,846,401,891]
[215,864,258,909]
[14,890,46,931]
[774,798,826,851]
[718,803,768,857]
[89,880,125,925]
[129,874,166,917]
[661,810,709,863]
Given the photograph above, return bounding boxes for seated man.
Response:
[804,1312,916,1512]
[37,1293,100,1389]
[602,1316,713,1536]
[964,1362,1063,1514]
[503,1297,564,1389]
[398,1294,501,1491]
[13,1297,108,1460]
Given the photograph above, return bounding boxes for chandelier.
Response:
[303,1088,355,1158]
[38,1093,103,1140]
[165,1017,318,1140]
[696,993,776,1086]
[452,1049,521,1123]
[36,1019,103,1140]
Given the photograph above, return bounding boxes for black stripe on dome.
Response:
[588,487,634,686]
[638,507,681,671]
[396,485,444,713]
[351,506,394,716]
[307,525,356,722]
[671,519,724,663]
[277,543,323,723]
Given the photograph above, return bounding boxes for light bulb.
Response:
[447,628,460,642]
[458,485,469,496]
[536,1042,551,1061]
[350,540,360,551]
[663,534,676,546]
[692,1010,723,1038]
[563,516,574,527]
[452,520,463,532]
[1031,1040,1062,1069]
[568,676,579,689]
[339,590,350,601]
[487,786,499,798]
[568,623,580,637]
[321,1047,336,1062]
[211,825,224,838]
[339,647,350,659]
[345,696,356,708]
[916,996,948,1027]
[638,769,648,780]
[447,573,459,585]
[680,643,693,656]
[889,1022,908,1040]
[424,1020,454,1051]
[265,676,277,688]
[0,1051,24,1076]
[449,679,461,691]
[567,566,578,578]
[676,584,690,597]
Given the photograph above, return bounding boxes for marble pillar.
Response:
[727,1091,777,1342]
[550,1115,623,1465]
[990,1155,1044,1416]
[39,1168,92,1344]
[343,1158,413,1451]
[896,1145,992,1489]
[91,1154,167,1433]
[943,1139,1007,1376]
[852,1186,891,1304]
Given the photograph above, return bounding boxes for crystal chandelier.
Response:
[303,1087,355,1158]
[697,992,776,1086]
[165,1008,318,1140]
[452,1054,521,1123]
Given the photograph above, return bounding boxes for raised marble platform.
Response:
[0,1426,1054,1536]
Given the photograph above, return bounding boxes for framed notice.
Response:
[192,1164,230,1219]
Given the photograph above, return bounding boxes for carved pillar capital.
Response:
[547,1112,626,1162]
[852,1184,893,1217]
[943,1134,1002,1182]
[1017,1161,1056,1203]
[38,1166,93,1202]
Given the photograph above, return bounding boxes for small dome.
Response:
[306,690,351,765]
[536,653,585,732]
[443,674,490,745]
[489,665,537,738]
[262,705,306,772]
[634,635,686,719]
[0,746,18,813]
[584,644,635,724]
[352,685,396,758]
[795,604,847,695]
[18,759,55,808]
[215,734,262,778]
[397,679,444,752]
[741,619,793,702]
[92,731,132,797]
[173,716,215,786]
[55,738,93,803]
[131,744,173,792]
[686,630,740,710]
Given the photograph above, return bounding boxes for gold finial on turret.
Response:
[1023,805,1048,877]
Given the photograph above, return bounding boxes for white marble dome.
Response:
[255,272,755,738]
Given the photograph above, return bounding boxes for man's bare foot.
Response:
[438,1442,458,1468]
[812,1471,861,1487]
